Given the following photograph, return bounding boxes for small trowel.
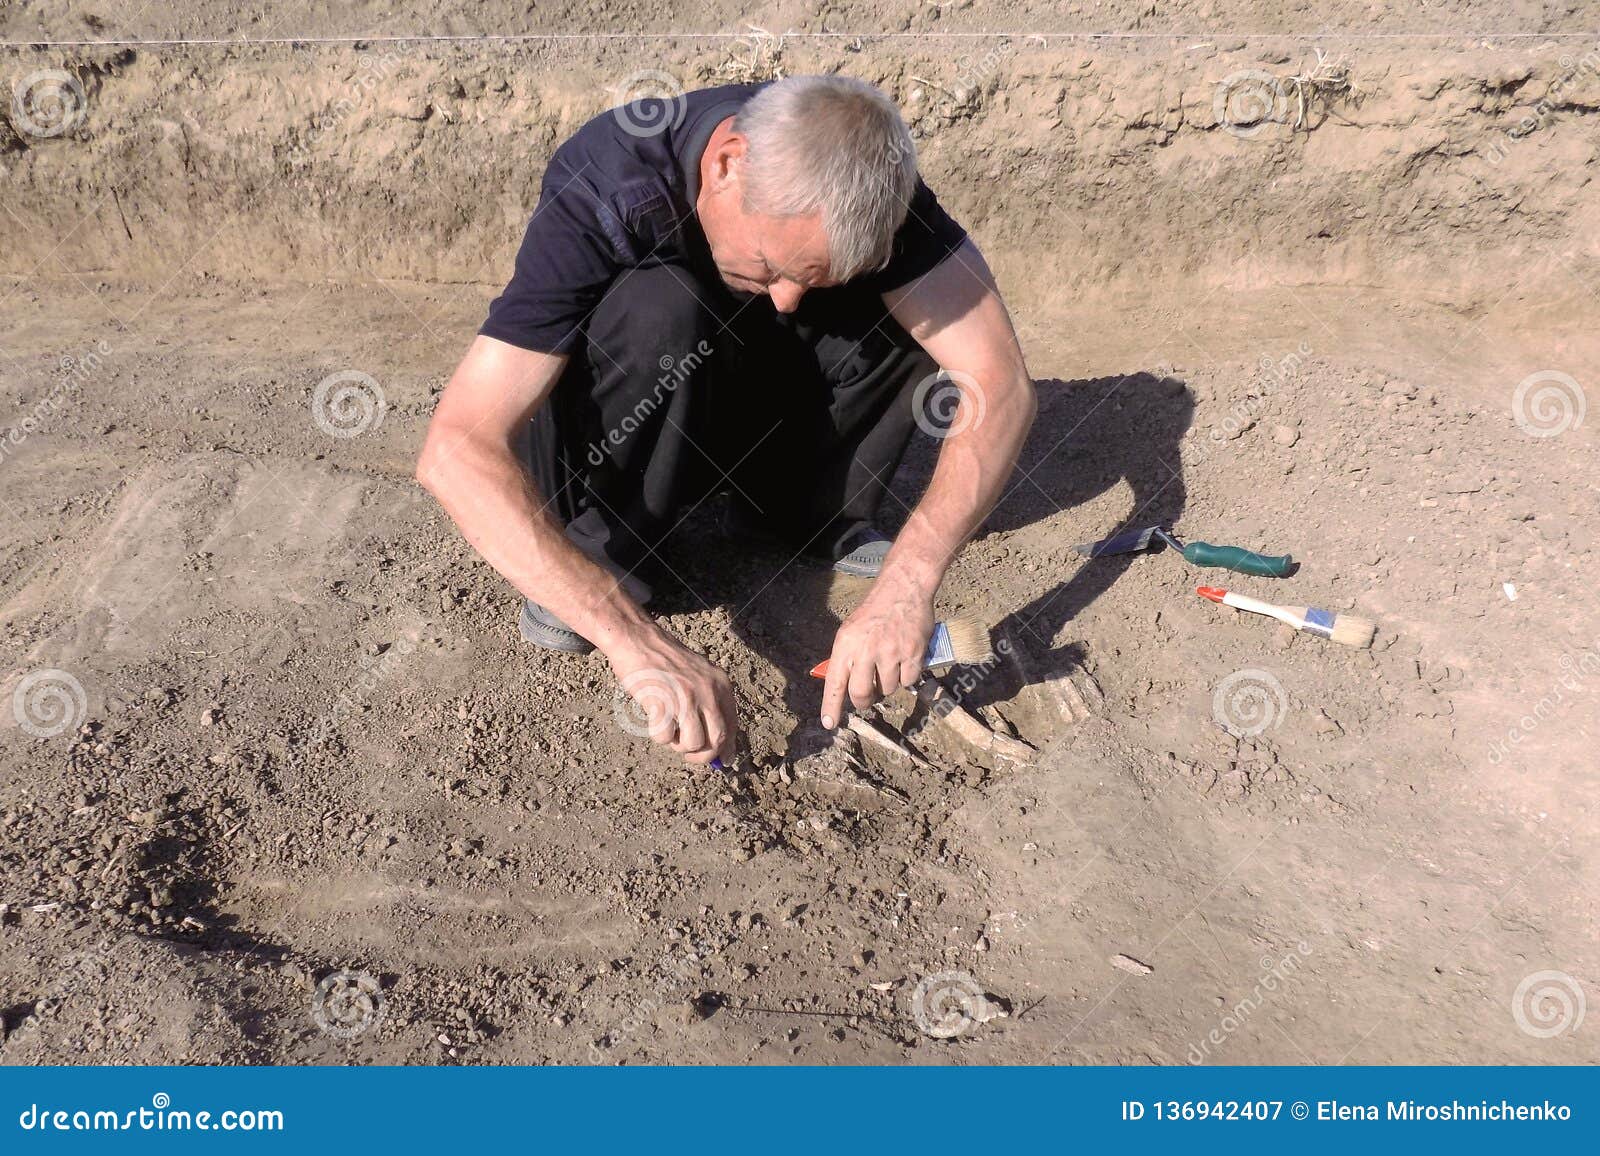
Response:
[1072,525,1295,578]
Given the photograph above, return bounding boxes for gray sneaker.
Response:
[723,503,891,578]
[516,531,653,654]
[831,529,892,578]
[518,599,597,654]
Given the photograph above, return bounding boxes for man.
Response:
[417,74,1035,768]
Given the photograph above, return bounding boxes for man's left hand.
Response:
[819,572,935,729]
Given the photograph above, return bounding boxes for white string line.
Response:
[3,32,1596,48]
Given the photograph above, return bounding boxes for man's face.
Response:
[706,208,837,314]
[696,124,838,314]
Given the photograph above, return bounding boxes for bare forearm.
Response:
[418,433,654,654]
[417,335,736,763]
[881,369,1037,597]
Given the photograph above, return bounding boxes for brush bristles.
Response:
[1329,614,1377,649]
[943,615,996,665]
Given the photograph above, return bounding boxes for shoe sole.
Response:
[518,601,596,654]
[831,538,890,578]
[831,556,884,578]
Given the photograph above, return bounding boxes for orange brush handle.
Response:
[809,659,830,679]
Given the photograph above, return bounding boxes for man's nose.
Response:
[768,280,806,314]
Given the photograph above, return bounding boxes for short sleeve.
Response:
[479,162,624,355]
[861,177,970,294]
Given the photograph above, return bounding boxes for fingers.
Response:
[616,656,739,767]
[847,659,879,712]
[820,643,850,730]
[643,696,678,746]
[897,659,923,694]
[822,633,909,725]
[876,661,908,700]
[678,706,733,767]
[674,674,739,767]
[670,708,707,760]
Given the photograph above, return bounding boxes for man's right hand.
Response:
[418,336,738,769]
[605,626,739,767]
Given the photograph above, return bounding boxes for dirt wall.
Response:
[4,36,1598,313]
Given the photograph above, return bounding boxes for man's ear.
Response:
[709,133,747,193]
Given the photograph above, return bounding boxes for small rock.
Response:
[970,994,1010,1024]
[1110,953,1153,976]
[1271,424,1299,447]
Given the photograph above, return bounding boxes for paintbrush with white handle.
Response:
[1197,586,1376,649]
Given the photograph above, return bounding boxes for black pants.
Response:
[526,261,938,578]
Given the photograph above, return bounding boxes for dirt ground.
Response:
[1,5,1596,1065]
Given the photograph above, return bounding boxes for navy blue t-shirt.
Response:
[480,82,969,355]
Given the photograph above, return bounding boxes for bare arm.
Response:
[819,240,1037,728]
[417,335,737,764]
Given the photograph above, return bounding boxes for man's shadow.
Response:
[991,371,1192,676]
[664,371,1194,752]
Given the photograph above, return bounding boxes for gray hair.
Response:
[733,75,918,282]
